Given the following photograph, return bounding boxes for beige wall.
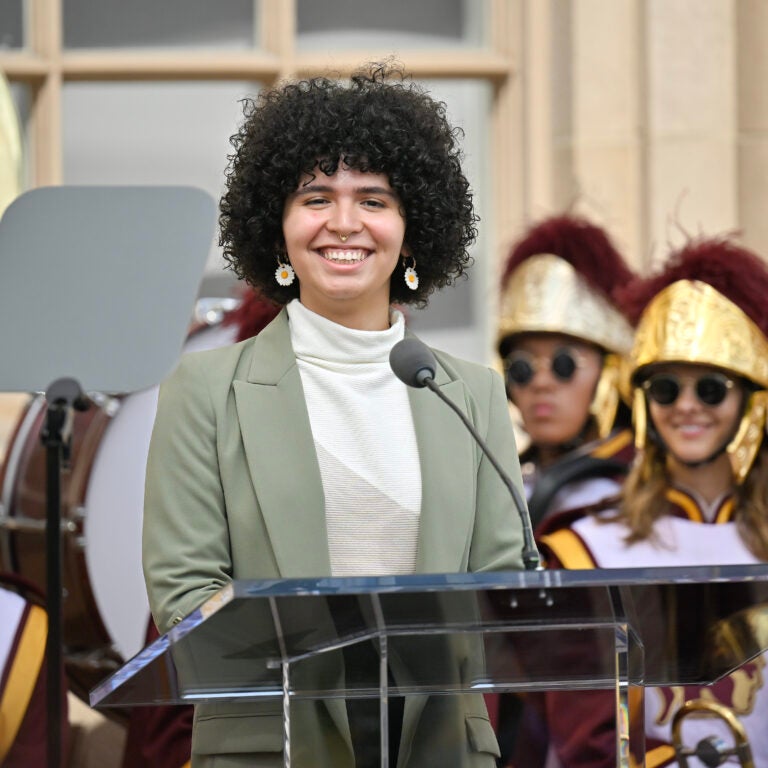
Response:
[513,0,768,274]
[738,0,768,256]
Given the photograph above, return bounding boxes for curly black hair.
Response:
[219,62,478,307]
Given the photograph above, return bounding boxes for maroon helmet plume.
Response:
[616,236,768,336]
[501,214,634,304]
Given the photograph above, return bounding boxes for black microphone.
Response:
[390,337,541,571]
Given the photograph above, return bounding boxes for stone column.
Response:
[737,0,768,258]
[522,0,644,268]
[643,0,738,267]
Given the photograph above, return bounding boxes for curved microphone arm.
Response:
[421,378,542,571]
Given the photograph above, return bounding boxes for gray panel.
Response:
[0,186,216,394]
[407,276,474,332]
[404,79,491,364]
[298,0,461,42]
[62,80,255,276]
[63,0,255,49]
[297,0,485,49]
[0,1,23,49]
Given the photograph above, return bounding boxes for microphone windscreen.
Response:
[390,338,437,388]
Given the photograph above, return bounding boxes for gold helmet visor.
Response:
[628,280,768,483]
[628,280,768,390]
[497,254,633,356]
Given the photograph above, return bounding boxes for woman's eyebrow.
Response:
[295,183,397,197]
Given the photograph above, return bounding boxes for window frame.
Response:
[0,0,522,343]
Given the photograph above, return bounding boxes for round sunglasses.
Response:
[642,372,735,407]
[504,348,584,387]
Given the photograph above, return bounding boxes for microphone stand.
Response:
[41,377,91,768]
[421,378,542,571]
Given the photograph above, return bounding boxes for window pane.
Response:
[62,78,493,362]
[404,79,492,364]
[63,81,257,288]
[297,0,487,50]
[0,0,24,49]
[63,0,256,50]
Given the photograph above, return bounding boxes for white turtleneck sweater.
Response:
[285,299,422,577]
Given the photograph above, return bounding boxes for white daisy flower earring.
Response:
[275,252,295,287]
[403,255,419,291]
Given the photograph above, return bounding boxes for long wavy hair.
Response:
[618,441,768,560]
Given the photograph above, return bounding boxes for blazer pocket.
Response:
[465,714,501,758]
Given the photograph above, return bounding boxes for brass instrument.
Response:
[671,698,754,768]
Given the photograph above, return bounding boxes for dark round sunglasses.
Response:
[505,348,582,387]
[642,372,735,407]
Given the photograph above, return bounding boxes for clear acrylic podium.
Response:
[90,564,768,767]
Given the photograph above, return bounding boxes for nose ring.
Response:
[339,233,349,243]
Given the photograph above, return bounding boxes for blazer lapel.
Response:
[233,310,332,577]
[409,354,477,573]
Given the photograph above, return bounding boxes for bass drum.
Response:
[0,301,238,707]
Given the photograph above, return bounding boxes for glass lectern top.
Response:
[91,564,768,710]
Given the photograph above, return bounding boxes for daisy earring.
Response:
[275,253,295,287]
[403,255,419,291]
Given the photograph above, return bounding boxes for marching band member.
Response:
[497,214,636,531]
[494,215,636,764]
[536,236,768,767]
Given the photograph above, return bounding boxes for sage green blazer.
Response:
[143,308,524,768]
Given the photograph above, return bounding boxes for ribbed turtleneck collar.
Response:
[286,299,405,365]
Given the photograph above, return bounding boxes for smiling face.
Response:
[281,165,407,330]
[505,333,603,456]
[646,363,745,469]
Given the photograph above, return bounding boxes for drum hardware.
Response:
[73,504,87,550]
[0,391,119,709]
[0,512,79,534]
[90,392,121,417]
[672,698,754,768]
[0,395,43,568]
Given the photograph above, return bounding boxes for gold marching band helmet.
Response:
[626,277,768,484]
[498,247,635,439]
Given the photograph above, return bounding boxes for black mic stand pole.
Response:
[41,377,91,768]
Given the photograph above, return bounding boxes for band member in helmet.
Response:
[494,215,636,764]
[497,214,636,531]
[536,236,768,767]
